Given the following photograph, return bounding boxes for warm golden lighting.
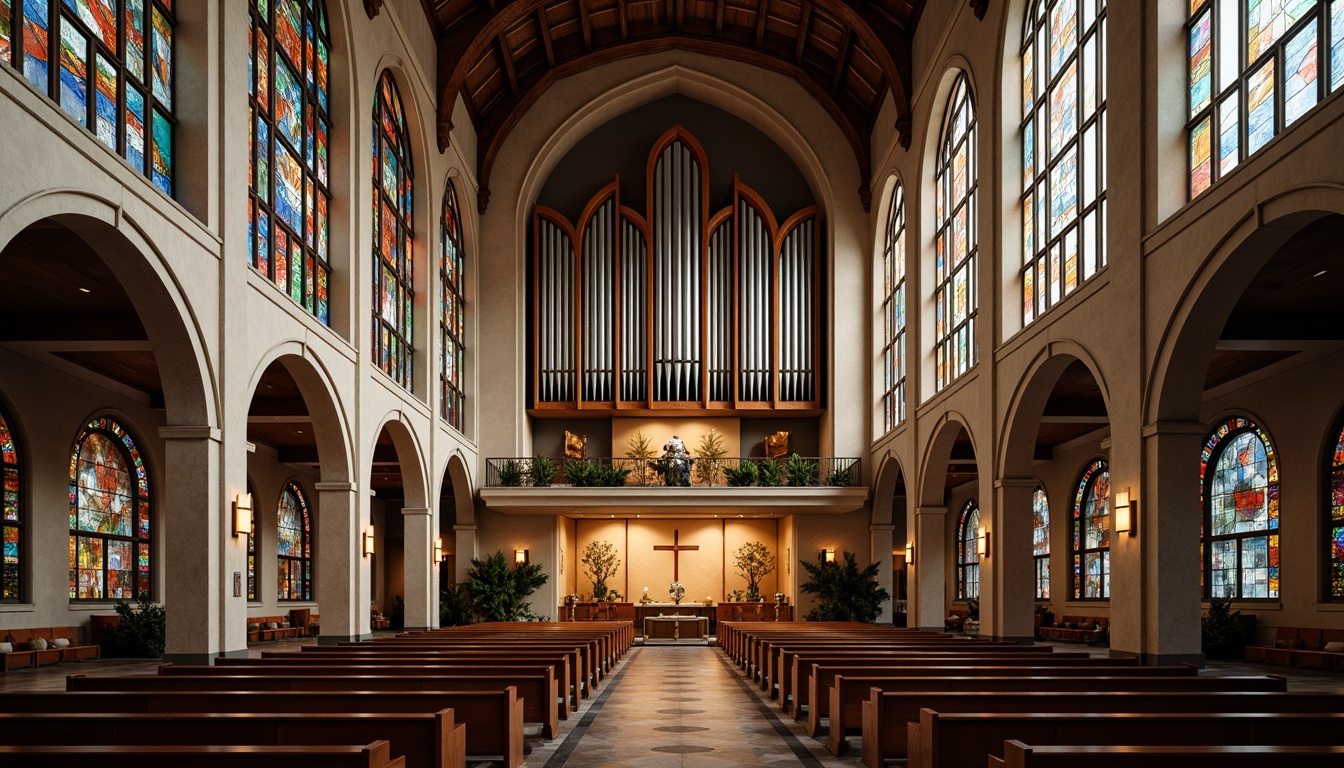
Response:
[515,549,529,566]
[363,525,376,557]
[907,540,915,566]
[977,529,990,558]
[1114,488,1137,537]
[232,494,253,538]
[822,548,836,563]
[433,538,444,563]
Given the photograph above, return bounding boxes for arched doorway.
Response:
[915,417,980,631]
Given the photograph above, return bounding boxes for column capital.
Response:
[870,524,896,533]
[453,524,478,533]
[158,426,222,442]
[994,477,1037,489]
[314,481,358,492]
[401,507,432,517]
[1141,421,1206,438]
[915,506,948,516]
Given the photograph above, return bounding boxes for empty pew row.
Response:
[991,741,1344,768]
[0,740,408,768]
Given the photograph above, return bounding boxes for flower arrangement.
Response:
[668,582,686,604]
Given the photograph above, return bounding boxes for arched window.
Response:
[881,181,907,431]
[1329,416,1344,599]
[956,500,981,600]
[1033,486,1050,599]
[1072,459,1109,599]
[1,0,176,194]
[1201,417,1279,599]
[248,0,332,324]
[373,70,414,391]
[69,417,151,600]
[276,481,311,600]
[1020,0,1107,324]
[246,484,258,602]
[1,405,21,602]
[1187,1,1344,198]
[440,179,465,430]
[934,73,978,392]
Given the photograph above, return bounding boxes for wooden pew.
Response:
[0,740,406,768]
[5,688,525,768]
[154,664,561,739]
[759,641,1056,693]
[860,690,1344,764]
[352,639,601,684]
[0,710,465,768]
[912,710,1344,768]
[823,674,1287,755]
[993,741,1344,768]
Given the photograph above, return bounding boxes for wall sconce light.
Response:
[363,525,376,557]
[822,548,836,563]
[906,540,915,566]
[977,529,990,558]
[232,493,253,538]
[1114,488,1138,537]
[433,538,444,563]
[515,549,529,566]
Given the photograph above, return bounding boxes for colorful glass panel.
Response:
[249,0,332,324]
[1283,23,1320,125]
[69,417,150,600]
[934,73,976,392]
[276,482,311,600]
[0,407,20,601]
[374,70,415,391]
[1033,487,1050,599]
[246,507,256,602]
[956,500,980,600]
[881,182,907,431]
[1201,417,1280,599]
[0,1,11,62]
[440,180,467,430]
[1072,459,1109,599]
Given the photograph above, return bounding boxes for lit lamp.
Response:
[514,549,529,566]
[906,540,915,566]
[821,548,836,563]
[977,529,990,558]
[232,493,254,538]
[363,524,376,557]
[1114,488,1137,537]
[433,538,444,563]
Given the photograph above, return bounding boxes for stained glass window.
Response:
[1201,417,1279,599]
[1020,0,1106,325]
[246,490,257,602]
[1,0,175,195]
[934,74,977,392]
[1033,486,1051,599]
[1,405,21,602]
[69,417,151,600]
[374,70,414,391]
[1072,459,1109,599]
[1329,417,1344,599]
[881,182,907,432]
[956,500,981,600]
[1188,0,1342,198]
[276,481,311,601]
[440,180,466,430]
[249,0,332,325]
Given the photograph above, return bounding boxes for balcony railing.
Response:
[484,456,862,488]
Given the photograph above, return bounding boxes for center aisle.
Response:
[533,643,859,767]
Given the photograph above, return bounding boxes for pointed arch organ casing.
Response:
[531,128,820,415]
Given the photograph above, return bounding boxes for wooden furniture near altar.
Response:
[643,615,710,642]
[635,604,715,635]
[715,602,793,624]
[562,602,636,622]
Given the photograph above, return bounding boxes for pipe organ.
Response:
[533,127,821,413]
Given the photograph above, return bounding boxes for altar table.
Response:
[643,615,710,642]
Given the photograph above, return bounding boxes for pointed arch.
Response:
[373,69,415,391]
[933,71,978,392]
[70,416,152,600]
[441,177,466,431]
[277,480,312,601]
[1201,415,1279,600]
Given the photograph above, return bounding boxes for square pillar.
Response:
[989,478,1037,643]
[401,506,434,630]
[159,426,223,665]
[913,506,947,630]
[315,481,367,643]
[871,523,895,623]
[453,524,478,586]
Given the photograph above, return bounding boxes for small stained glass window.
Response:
[1072,459,1109,599]
[1,405,22,602]
[69,417,151,600]
[1201,417,1280,599]
[1033,486,1051,599]
[276,481,311,601]
[956,500,981,600]
[1329,417,1344,599]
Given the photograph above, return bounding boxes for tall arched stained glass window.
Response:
[248,0,332,324]
[881,181,907,431]
[440,179,465,430]
[277,481,311,601]
[1,0,176,195]
[1188,0,1344,199]
[1,405,21,602]
[1033,486,1051,599]
[1329,416,1344,599]
[934,73,977,392]
[246,485,257,602]
[956,500,981,600]
[373,70,414,390]
[1020,0,1107,324]
[1201,417,1279,599]
[1072,459,1109,599]
[69,417,151,600]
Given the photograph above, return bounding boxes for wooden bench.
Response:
[0,740,405,768]
[910,709,1344,768]
[758,641,1054,693]
[1036,615,1108,644]
[992,741,1344,767]
[824,674,1286,755]
[21,687,525,768]
[860,689,1344,764]
[248,616,300,642]
[0,710,464,768]
[2,626,99,667]
[1245,627,1344,669]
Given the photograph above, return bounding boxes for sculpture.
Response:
[564,430,587,459]
[764,431,789,460]
[657,435,691,487]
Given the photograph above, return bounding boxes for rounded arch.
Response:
[1148,184,1344,424]
[875,170,909,436]
[1199,411,1280,600]
[366,413,430,510]
[69,412,154,600]
[0,389,25,601]
[998,341,1113,479]
[372,55,438,243]
[0,193,215,428]
[871,449,909,528]
[244,342,353,484]
[1324,400,1344,600]
[918,411,980,508]
[276,478,314,601]
[441,451,476,528]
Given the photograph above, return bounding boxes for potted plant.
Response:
[827,460,855,487]
[733,541,776,601]
[798,551,890,622]
[462,551,549,622]
[565,458,597,487]
[694,428,728,485]
[1202,596,1254,659]
[786,453,819,487]
[723,460,759,487]
[530,455,557,487]
[625,430,658,485]
[498,459,525,487]
[757,457,783,487]
[581,540,621,602]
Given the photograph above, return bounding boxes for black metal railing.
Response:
[484,456,861,488]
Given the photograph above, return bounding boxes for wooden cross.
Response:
[653,529,699,582]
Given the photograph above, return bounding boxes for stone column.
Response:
[315,481,366,643]
[913,506,947,630]
[454,523,479,586]
[159,426,222,665]
[401,506,434,630]
[870,523,895,624]
[989,478,1037,643]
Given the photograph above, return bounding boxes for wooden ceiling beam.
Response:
[578,0,593,48]
[715,0,725,35]
[617,0,629,39]
[537,6,556,66]
[831,27,852,90]
[794,5,811,63]
[754,0,769,45]
[497,33,519,92]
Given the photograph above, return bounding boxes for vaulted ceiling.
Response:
[408,0,929,213]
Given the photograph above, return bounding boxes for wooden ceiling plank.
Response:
[498,33,520,91]
[537,5,557,65]
[794,4,811,63]
[617,0,630,38]
[579,0,594,47]
[831,26,851,90]
[754,0,769,44]
[715,0,725,34]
